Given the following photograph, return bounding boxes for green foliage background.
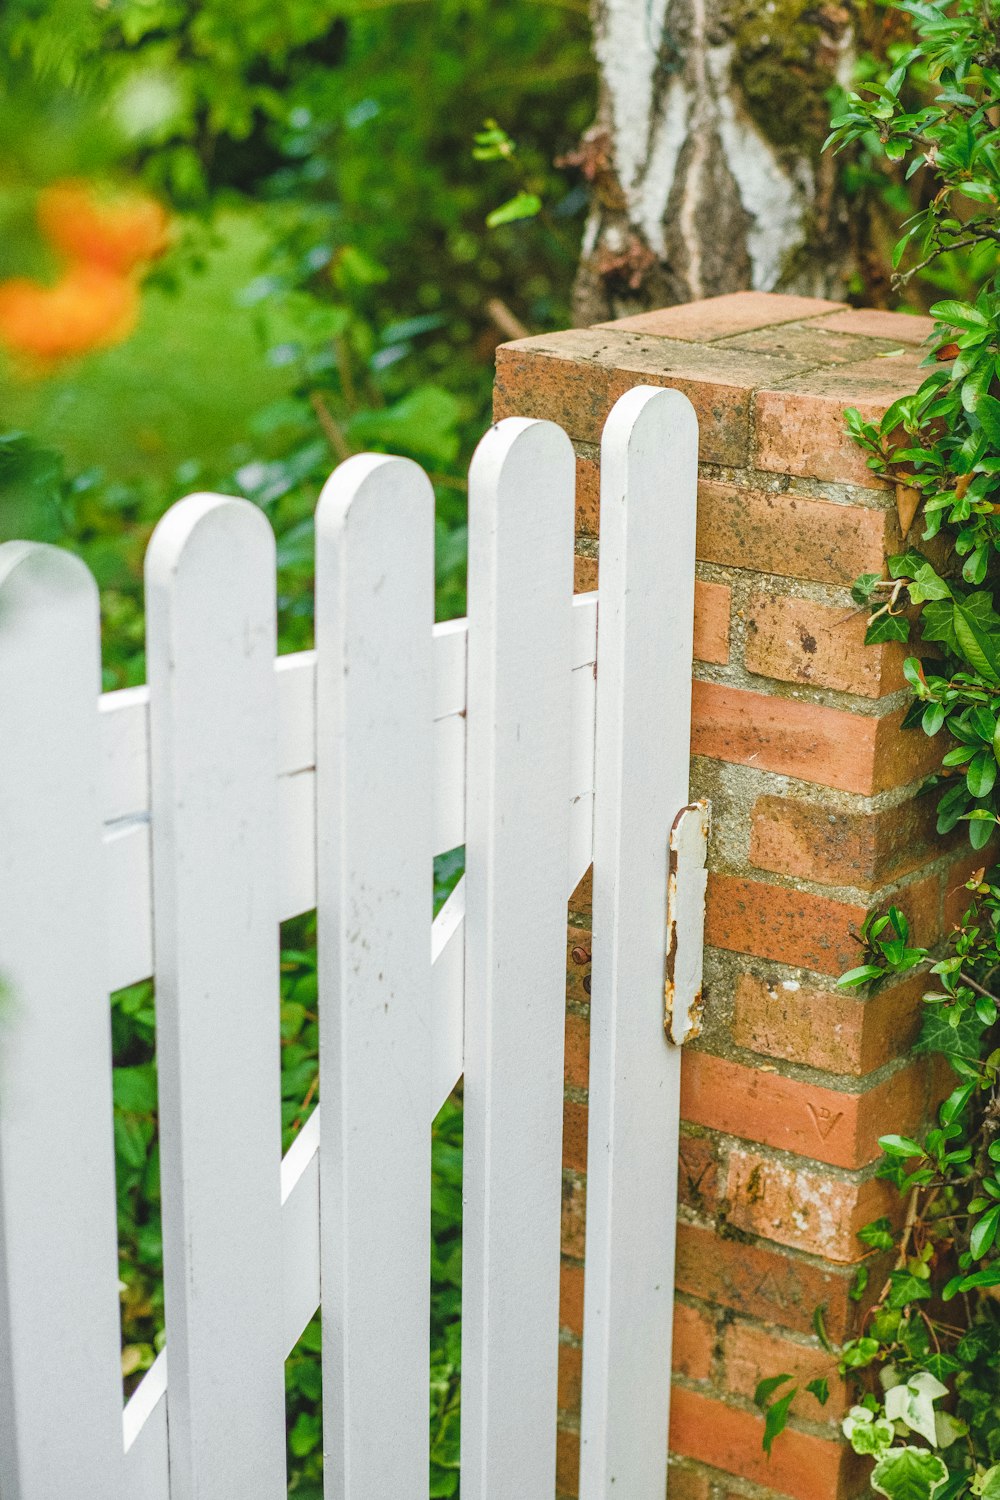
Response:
[0,1,593,1492]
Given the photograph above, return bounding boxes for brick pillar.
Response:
[494,292,977,1500]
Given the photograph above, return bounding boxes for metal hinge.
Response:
[664,800,710,1046]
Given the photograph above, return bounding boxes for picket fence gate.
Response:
[0,384,705,1500]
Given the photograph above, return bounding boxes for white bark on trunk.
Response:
[575,0,853,318]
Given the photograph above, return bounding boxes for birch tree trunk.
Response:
[573,0,855,321]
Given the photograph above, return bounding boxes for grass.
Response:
[0,211,293,482]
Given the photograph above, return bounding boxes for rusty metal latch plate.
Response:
[665,800,710,1045]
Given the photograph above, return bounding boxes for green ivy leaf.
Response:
[880,1134,924,1158]
[867,612,912,645]
[762,1387,796,1457]
[977,1465,1000,1500]
[858,1216,896,1250]
[841,1336,881,1369]
[953,595,1000,683]
[844,1406,897,1458]
[887,1270,934,1308]
[485,191,542,227]
[967,748,997,797]
[753,1373,794,1406]
[930,300,990,331]
[870,1446,949,1500]
[970,1201,1000,1258]
[853,573,883,605]
[975,392,1000,446]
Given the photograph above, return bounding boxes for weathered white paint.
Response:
[315,454,435,1500]
[461,420,575,1499]
[0,398,703,1499]
[665,801,710,1046]
[145,496,286,1500]
[579,387,699,1500]
[0,544,124,1500]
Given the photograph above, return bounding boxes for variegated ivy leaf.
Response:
[843,1405,895,1458]
[884,1373,949,1447]
[933,1410,967,1449]
[872,1447,949,1500]
[973,1464,1000,1500]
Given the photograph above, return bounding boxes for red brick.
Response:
[694,580,731,664]
[679,1131,721,1216]
[674,1223,863,1341]
[724,1147,897,1262]
[561,1262,585,1336]
[718,321,908,366]
[559,1342,582,1414]
[556,1426,579,1499]
[754,352,926,486]
[681,1049,926,1168]
[810,307,935,344]
[495,328,817,465]
[897,871,942,946]
[598,291,845,342]
[705,874,866,976]
[744,591,906,698]
[575,451,600,535]
[666,1460,713,1500]
[574,473,730,659]
[569,866,592,919]
[749,794,946,889]
[697,479,893,585]
[669,1386,858,1500]
[732,971,925,1076]
[673,1300,716,1382]
[574,551,598,593]
[565,1008,590,1093]
[563,1099,588,1173]
[723,1318,848,1415]
[691,682,941,795]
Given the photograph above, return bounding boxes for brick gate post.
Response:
[495,292,970,1500]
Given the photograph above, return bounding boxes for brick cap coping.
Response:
[494,292,936,483]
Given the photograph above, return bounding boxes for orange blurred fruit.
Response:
[38,179,169,275]
[0,263,139,362]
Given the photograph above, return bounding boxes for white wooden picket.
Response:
[0,386,702,1500]
[0,545,124,1500]
[315,455,435,1499]
[461,419,575,1500]
[145,496,286,1500]
[579,388,700,1500]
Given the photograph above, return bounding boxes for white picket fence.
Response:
[0,385,702,1500]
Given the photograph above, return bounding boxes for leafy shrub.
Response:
[759,5,1000,1495]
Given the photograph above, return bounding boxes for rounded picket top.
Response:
[145,491,276,596]
[600,383,699,469]
[0,539,99,646]
[143,486,285,1497]
[468,415,575,522]
[315,451,435,545]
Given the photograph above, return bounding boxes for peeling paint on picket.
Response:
[0,388,701,1500]
[665,800,711,1047]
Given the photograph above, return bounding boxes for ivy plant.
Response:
[758,2,1000,1495]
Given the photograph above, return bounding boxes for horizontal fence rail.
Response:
[0,389,701,1500]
